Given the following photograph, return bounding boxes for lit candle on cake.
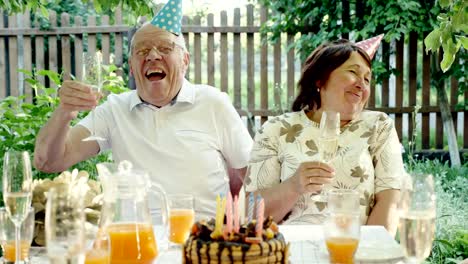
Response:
[256,195,264,237]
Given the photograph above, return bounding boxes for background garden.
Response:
[0,0,467,262]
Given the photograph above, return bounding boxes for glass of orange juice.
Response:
[85,228,110,264]
[168,194,195,247]
[324,189,361,264]
[0,206,35,263]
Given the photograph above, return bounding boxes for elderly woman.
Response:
[244,39,403,236]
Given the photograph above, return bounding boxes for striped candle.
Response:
[215,194,221,233]
[219,196,226,234]
[238,188,246,224]
[256,197,264,237]
[233,195,240,232]
[247,192,255,222]
[225,192,233,234]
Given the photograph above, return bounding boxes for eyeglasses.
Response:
[134,41,181,57]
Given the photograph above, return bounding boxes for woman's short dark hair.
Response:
[291,39,371,112]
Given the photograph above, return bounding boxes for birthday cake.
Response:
[182,216,289,264]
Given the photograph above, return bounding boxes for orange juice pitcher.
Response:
[97,161,169,264]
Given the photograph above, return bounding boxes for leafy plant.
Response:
[424,0,467,72]
[0,65,127,185]
[1,0,155,17]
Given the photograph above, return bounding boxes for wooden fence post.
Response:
[246,4,255,134]
[0,11,6,99]
[23,10,33,102]
[48,11,58,88]
[114,7,124,77]
[219,11,228,94]
[8,14,18,97]
[74,16,84,81]
[233,8,241,109]
[260,7,268,124]
[207,13,215,87]
[61,13,71,81]
[193,16,201,84]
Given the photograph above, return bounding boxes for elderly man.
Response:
[34,0,252,218]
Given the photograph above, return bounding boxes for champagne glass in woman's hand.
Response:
[2,150,33,264]
[319,110,340,163]
[310,111,340,202]
[82,51,105,142]
[398,173,436,264]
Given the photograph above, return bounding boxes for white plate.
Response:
[356,245,404,261]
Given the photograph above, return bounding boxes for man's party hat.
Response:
[150,0,183,36]
[355,34,384,60]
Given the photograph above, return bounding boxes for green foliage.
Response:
[1,0,154,17]
[258,0,443,88]
[424,0,467,72]
[260,0,440,57]
[0,65,128,185]
[0,0,45,15]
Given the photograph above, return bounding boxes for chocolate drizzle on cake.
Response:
[182,216,290,264]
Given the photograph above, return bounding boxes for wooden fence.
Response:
[0,5,466,152]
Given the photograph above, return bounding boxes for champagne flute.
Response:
[318,110,340,163]
[398,173,436,264]
[45,186,86,264]
[0,207,35,263]
[2,150,33,264]
[82,51,105,142]
[311,110,340,202]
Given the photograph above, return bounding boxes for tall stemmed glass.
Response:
[318,110,340,163]
[81,51,105,142]
[311,110,340,202]
[2,150,33,264]
[398,173,436,264]
[45,186,86,263]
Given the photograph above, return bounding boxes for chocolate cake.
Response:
[183,216,289,264]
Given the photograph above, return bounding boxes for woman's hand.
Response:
[288,161,335,194]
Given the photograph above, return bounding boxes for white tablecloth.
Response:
[30,225,404,263]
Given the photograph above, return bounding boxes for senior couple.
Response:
[34,0,403,236]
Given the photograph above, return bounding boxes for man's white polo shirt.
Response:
[78,79,253,218]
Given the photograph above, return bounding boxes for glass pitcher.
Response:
[96,161,169,264]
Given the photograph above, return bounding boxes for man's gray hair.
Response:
[128,21,187,57]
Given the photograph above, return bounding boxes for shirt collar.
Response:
[129,78,195,111]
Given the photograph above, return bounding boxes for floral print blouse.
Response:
[244,110,404,224]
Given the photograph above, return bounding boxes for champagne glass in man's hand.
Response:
[82,51,105,142]
[2,150,33,264]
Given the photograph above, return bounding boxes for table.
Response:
[29,225,405,263]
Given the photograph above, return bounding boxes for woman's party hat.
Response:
[355,34,384,59]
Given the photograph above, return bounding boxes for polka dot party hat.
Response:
[150,0,183,36]
[355,34,384,60]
